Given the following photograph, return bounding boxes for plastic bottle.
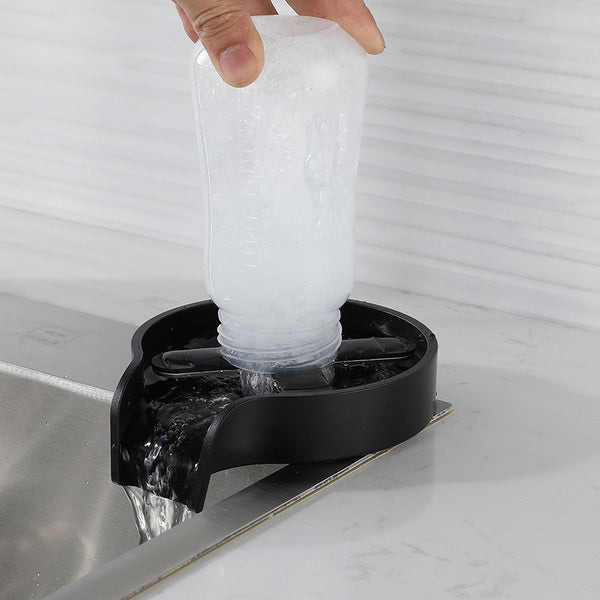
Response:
[191,15,368,373]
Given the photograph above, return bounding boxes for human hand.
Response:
[172,0,385,87]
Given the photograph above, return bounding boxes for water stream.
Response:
[124,486,193,543]
[122,370,276,542]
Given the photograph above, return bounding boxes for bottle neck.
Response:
[217,309,342,373]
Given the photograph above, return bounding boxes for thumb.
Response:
[175,0,264,87]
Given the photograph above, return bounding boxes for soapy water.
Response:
[122,359,408,542]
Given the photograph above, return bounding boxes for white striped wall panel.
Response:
[0,0,598,330]
[356,0,600,330]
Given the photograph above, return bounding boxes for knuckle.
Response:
[191,6,245,39]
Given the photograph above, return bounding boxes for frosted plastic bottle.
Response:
[191,16,368,373]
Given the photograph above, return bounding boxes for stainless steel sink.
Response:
[0,363,138,600]
[0,361,283,600]
[0,295,286,599]
[0,294,452,600]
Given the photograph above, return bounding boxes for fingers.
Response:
[174,0,269,87]
[173,0,384,87]
[286,0,385,54]
[174,3,200,42]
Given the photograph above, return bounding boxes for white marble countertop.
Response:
[127,285,599,600]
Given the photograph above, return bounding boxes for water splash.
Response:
[239,370,279,395]
[124,486,194,543]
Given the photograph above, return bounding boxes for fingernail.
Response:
[219,45,259,86]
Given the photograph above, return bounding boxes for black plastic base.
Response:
[110,299,438,512]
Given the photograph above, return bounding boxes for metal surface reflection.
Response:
[0,364,138,600]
